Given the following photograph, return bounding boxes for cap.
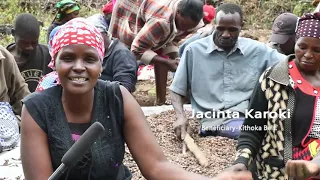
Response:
[102,1,113,15]
[203,5,216,24]
[270,13,298,44]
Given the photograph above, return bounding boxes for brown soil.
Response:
[123,110,238,179]
[132,79,173,106]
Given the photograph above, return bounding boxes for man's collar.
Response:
[205,32,244,55]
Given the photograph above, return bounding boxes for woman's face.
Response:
[295,37,320,72]
[55,44,102,94]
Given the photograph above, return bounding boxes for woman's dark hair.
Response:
[178,0,204,23]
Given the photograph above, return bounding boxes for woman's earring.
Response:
[99,73,102,77]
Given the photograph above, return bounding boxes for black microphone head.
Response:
[61,122,105,167]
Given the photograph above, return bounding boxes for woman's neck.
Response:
[61,89,94,114]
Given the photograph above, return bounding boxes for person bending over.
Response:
[109,0,204,104]
[267,13,298,55]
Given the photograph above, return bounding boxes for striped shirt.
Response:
[108,0,204,64]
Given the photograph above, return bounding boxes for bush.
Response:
[224,0,314,29]
[0,0,102,46]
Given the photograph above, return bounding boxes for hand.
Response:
[225,163,248,172]
[166,58,180,72]
[173,116,188,141]
[285,160,319,179]
[213,170,252,180]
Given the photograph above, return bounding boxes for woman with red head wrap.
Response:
[20,18,251,180]
[227,12,320,180]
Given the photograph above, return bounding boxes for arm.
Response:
[169,46,193,120]
[234,71,269,168]
[121,86,211,180]
[171,91,187,121]
[20,105,53,179]
[3,47,30,115]
[130,19,172,65]
[112,49,138,92]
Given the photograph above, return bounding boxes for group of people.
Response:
[0,0,319,179]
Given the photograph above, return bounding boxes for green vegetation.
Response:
[225,0,314,29]
[0,0,316,46]
[0,0,100,46]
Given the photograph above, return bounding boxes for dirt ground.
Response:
[123,110,238,179]
[132,79,173,106]
[132,29,272,106]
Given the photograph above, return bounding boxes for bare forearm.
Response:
[148,161,212,180]
[170,90,186,119]
[150,55,170,65]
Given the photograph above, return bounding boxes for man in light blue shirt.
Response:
[170,3,287,140]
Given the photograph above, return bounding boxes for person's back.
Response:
[7,13,52,92]
[109,0,180,50]
[267,13,298,55]
[101,38,138,93]
[109,0,205,104]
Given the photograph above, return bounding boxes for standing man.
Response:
[7,13,52,92]
[170,3,287,140]
[108,0,204,105]
[267,13,298,55]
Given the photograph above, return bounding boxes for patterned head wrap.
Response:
[36,18,105,92]
[56,0,80,21]
[296,12,320,39]
[48,17,105,69]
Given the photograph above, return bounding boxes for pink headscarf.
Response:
[36,18,105,92]
[48,17,105,69]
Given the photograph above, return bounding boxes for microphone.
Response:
[48,122,105,180]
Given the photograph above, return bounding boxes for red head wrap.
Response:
[48,17,105,70]
[102,1,113,15]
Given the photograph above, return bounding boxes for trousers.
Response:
[199,117,245,139]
